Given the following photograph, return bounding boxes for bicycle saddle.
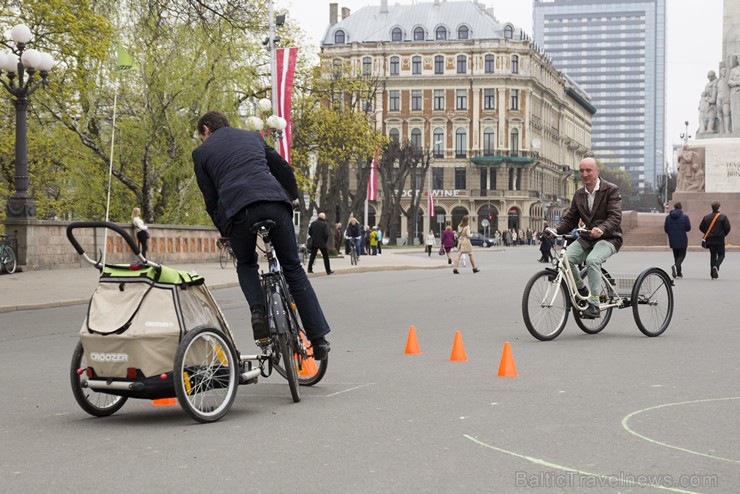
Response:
[249,219,276,234]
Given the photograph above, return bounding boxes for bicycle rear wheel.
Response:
[1,245,16,274]
[269,291,300,402]
[174,327,239,423]
[273,296,328,386]
[522,270,569,341]
[219,246,229,269]
[573,268,613,334]
[70,341,127,417]
[230,247,238,268]
[632,267,673,337]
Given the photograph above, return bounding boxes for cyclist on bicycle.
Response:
[547,157,623,319]
[193,111,331,359]
[345,217,362,255]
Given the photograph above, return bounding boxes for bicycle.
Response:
[346,236,360,265]
[217,237,238,269]
[522,229,674,341]
[251,219,328,402]
[0,234,16,274]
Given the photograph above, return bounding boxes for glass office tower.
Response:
[534,0,666,193]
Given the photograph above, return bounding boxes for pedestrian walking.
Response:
[452,215,479,274]
[441,225,455,265]
[699,201,731,280]
[538,231,552,263]
[424,230,435,256]
[307,212,334,275]
[664,202,691,279]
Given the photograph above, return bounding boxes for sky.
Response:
[275,0,724,171]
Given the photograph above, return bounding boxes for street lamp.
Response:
[0,24,54,219]
[245,97,287,142]
[680,120,691,144]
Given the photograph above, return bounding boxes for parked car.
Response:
[470,233,494,247]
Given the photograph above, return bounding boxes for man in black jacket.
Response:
[699,201,732,280]
[307,212,333,275]
[193,111,330,359]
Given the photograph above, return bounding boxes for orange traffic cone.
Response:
[449,330,467,361]
[404,326,422,354]
[497,341,518,377]
[152,398,177,406]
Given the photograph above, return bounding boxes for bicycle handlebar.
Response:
[66,221,159,270]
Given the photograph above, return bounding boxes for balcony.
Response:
[470,150,538,167]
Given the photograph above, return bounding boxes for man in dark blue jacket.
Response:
[664,202,691,279]
[193,111,330,359]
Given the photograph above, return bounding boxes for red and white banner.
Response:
[428,188,435,216]
[368,150,378,201]
[275,47,298,161]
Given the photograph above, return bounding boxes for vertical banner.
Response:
[275,47,299,161]
[368,150,378,201]
[428,185,435,216]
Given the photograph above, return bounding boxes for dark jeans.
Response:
[708,244,726,271]
[228,201,330,341]
[308,247,331,274]
[671,247,687,275]
[136,230,148,258]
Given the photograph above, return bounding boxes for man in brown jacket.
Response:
[553,157,623,318]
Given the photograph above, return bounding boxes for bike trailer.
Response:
[79,263,232,399]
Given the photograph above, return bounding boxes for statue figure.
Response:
[685,162,705,192]
[699,71,718,133]
[676,144,702,192]
[729,54,740,135]
[717,65,732,134]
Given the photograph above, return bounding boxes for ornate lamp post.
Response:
[245,97,287,142]
[0,24,54,219]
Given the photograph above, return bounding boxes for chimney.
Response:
[341,7,350,19]
[330,3,338,26]
[381,0,388,14]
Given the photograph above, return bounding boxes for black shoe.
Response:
[577,285,589,298]
[311,337,330,361]
[307,269,313,273]
[581,303,600,319]
[251,309,269,341]
[538,259,547,263]
[676,273,683,278]
[670,265,677,279]
[712,266,718,279]
[453,268,459,274]
[473,268,480,273]
[448,259,452,265]
[327,270,335,275]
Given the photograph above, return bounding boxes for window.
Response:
[334,30,345,44]
[511,55,519,74]
[483,127,495,154]
[414,27,425,41]
[390,56,399,76]
[510,89,519,110]
[392,27,403,42]
[389,90,400,111]
[484,54,495,74]
[504,25,514,39]
[458,26,469,39]
[411,128,422,149]
[433,89,445,110]
[433,128,444,157]
[363,57,372,76]
[436,26,447,40]
[484,88,495,110]
[434,55,444,74]
[411,90,422,111]
[433,167,444,189]
[412,56,422,75]
[455,128,467,157]
[490,168,497,190]
[510,128,519,156]
[456,55,467,74]
[389,128,400,143]
[480,168,487,196]
[455,167,466,189]
[456,89,467,110]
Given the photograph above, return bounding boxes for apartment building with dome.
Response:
[320,0,595,238]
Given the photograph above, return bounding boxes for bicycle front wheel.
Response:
[70,341,127,417]
[269,291,300,402]
[522,270,569,341]
[1,245,16,274]
[219,246,229,269]
[174,327,239,423]
[632,267,673,337]
[274,297,328,386]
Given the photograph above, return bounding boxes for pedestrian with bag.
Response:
[664,202,691,279]
[308,212,334,275]
[441,225,455,265]
[699,201,731,280]
[452,215,479,274]
[131,207,150,258]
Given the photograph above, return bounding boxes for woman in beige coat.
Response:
[453,215,479,274]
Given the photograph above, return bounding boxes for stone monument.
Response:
[672,0,739,247]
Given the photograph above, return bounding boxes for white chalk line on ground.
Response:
[621,396,740,465]
[463,434,698,493]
